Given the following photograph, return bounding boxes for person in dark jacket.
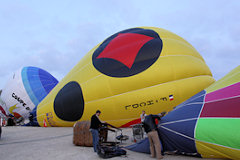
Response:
[143,112,166,159]
[90,110,105,152]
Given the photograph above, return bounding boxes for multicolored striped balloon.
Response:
[127,66,240,159]
[159,65,240,159]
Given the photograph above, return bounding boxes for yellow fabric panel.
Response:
[196,140,240,159]
[147,27,193,47]
[161,38,203,60]
[37,75,214,127]
[83,55,212,102]
[206,65,240,93]
[64,50,101,84]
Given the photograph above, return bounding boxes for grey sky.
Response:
[0,0,240,88]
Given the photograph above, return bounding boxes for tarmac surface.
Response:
[0,126,223,160]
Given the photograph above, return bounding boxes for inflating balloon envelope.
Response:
[34,27,214,127]
[0,66,58,120]
[127,65,240,159]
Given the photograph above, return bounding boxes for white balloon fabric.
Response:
[0,66,58,119]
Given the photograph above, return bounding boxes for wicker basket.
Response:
[73,121,93,146]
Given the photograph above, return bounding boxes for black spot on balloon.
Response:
[54,81,84,121]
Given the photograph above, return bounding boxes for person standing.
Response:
[90,110,104,152]
[143,112,166,159]
[140,110,147,123]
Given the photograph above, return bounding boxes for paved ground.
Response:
[0,126,223,160]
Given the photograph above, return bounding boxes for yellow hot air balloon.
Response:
[35,27,215,127]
